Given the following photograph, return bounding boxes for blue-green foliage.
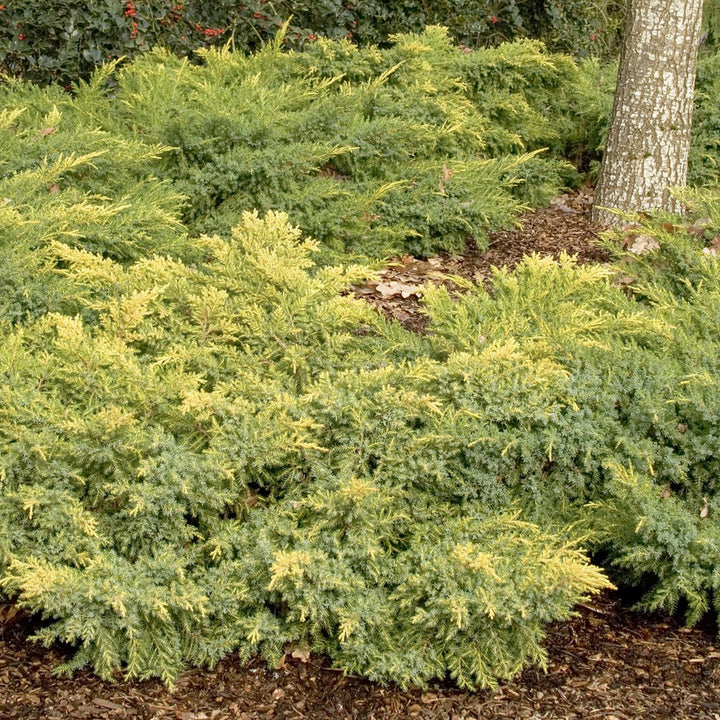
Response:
[690,51,720,186]
[550,50,720,184]
[3,190,720,684]
[0,208,611,687]
[0,75,194,324]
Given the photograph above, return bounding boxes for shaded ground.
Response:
[3,191,719,719]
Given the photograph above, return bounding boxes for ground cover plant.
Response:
[0,30,719,690]
[88,28,585,258]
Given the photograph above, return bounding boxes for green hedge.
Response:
[0,0,625,88]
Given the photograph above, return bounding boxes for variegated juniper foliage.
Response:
[70,28,582,258]
[1,30,719,688]
[0,205,610,687]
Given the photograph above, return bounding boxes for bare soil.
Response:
[2,190,719,719]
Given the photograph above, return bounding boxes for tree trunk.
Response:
[592,0,705,225]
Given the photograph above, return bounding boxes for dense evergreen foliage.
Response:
[0,0,627,87]
[0,31,719,688]
[101,29,587,256]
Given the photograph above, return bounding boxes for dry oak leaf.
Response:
[278,642,311,666]
[291,645,311,662]
[438,163,454,192]
[375,281,422,299]
[550,195,579,214]
[702,236,720,256]
[687,217,712,236]
[0,604,20,622]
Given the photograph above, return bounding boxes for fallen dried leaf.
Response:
[290,644,311,662]
[703,236,720,256]
[390,308,413,323]
[0,604,20,622]
[375,281,421,299]
[626,234,660,254]
[690,216,712,231]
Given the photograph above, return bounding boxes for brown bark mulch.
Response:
[2,592,719,720]
[2,189,719,719]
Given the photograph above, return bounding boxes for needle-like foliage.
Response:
[1,32,719,688]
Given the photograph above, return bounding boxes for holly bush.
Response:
[0,0,625,88]
[0,0,293,87]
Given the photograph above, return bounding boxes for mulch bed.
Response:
[351,186,610,333]
[2,592,719,720]
[2,189,719,719]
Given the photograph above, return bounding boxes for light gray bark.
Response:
[592,0,705,225]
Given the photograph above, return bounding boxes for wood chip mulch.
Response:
[1,591,719,720]
[3,189,719,719]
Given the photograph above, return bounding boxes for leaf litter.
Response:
[351,186,611,333]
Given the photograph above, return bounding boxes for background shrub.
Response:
[0,0,626,88]
[65,29,584,258]
[689,51,720,186]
